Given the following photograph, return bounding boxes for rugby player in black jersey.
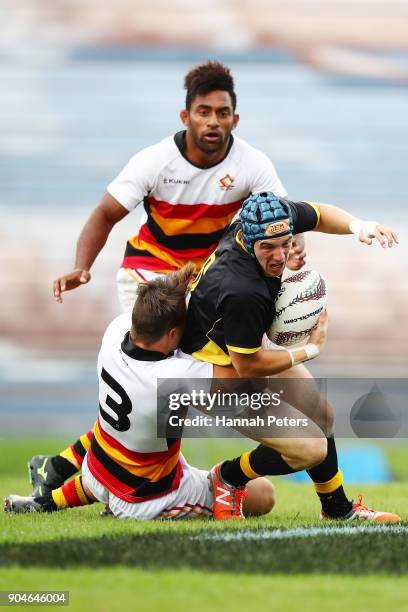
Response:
[180,192,401,522]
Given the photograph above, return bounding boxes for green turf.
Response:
[1,569,407,612]
[1,438,407,611]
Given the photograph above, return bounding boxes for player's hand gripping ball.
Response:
[268,270,328,346]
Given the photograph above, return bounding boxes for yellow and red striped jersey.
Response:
[107,131,287,273]
[86,313,212,503]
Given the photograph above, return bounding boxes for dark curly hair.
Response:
[184,61,236,110]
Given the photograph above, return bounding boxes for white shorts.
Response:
[82,453,213,520]
[116,267,165,312]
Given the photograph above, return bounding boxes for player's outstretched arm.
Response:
[229,311,328,378]
[313,203,398,248]
[53,193,129,303]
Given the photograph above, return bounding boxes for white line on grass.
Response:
[199,525,408,542]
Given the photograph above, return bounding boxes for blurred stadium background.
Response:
[0,1,407,482]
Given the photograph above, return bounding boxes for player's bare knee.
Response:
[256,478,275,515]
[243,478,276,516]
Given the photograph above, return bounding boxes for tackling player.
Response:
[5,265,283,519]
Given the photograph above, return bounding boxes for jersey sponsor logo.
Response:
[219,174,235,190]
[163,177,190,185]
[265,220,290,236]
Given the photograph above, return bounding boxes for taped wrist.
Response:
[286,343,320,367]
[349,219,378,238]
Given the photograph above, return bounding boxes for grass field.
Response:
[1,438,408,611]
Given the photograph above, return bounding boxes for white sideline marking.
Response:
[199,525,408,542]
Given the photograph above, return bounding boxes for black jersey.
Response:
[180,201,319,365]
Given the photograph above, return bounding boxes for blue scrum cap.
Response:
[240,192,293,255]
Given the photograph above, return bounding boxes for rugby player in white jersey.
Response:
[5,265,283,518]
[52,61,294,311]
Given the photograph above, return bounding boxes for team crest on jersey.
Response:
[265,220,290,236]
[219,174,235,190]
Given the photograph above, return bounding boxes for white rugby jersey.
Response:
[86,312,212,503]
[107,131,287,273]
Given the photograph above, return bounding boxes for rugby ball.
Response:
[268,270,327,346]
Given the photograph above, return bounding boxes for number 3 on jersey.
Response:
[99,367,132,431]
